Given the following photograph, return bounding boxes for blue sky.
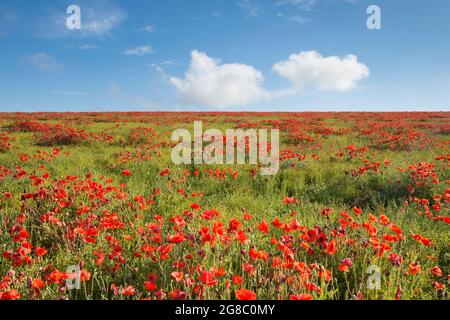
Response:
[0,0,449,112]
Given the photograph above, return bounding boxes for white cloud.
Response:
[277,0,318,11]
[272,50,369,91]
[170,50,268,108]
[79,44,99,50]
[237,0,261,17]
[22,53,65,72]
[170,50,369,108]
[123,46,154,56]
[82,7,126,36]
[139,25,155,33]
[278,0,358,10]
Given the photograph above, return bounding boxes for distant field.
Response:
[0,112,448,300]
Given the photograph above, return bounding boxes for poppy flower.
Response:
[171,271,184,282]
[412,234,432,246]
[325,240,337,255]
[80,270,91,282]
[258,220,269,234]
[169,289,187,300]
[35,247,48,257]
[430,266,443,277]
[144,281,157,291]
[432,282,445,291]
[121,285,136,296]
[289,294,313,300]
[408,262,421,275]
[159,168,170,177]
[121,170,132,177]
[236,231,248,244]
[232,275,244,285]
[389,253,403,266]
[31,278,45,293]
[235,288,256,300]
[338,258,352,273]
[199,271,218,286]
[201,209,219,220]
[242,263,255,274]
[321,208,333,217]
[282,197,298,204]
[0,289,21,300]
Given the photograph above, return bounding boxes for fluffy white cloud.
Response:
[272,50,369,91]
[170,50,268,108]
[170,50,369,108]
[123,46,154,56]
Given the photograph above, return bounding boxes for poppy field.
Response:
[0,112,449,300]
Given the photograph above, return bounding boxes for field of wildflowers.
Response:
[0,112,448,300]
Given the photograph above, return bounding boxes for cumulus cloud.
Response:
[170,50,269,108]
[272,50,369,91]
[170,50,369,108]
[123,46,154,56]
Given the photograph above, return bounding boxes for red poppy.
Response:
[171,271,184,282]
[31,278,45,293]
[121,285,136,296]
[430,266,443,277]
[282,197,298,204]
[35,247,48,257]
[231,275,244,285]
[159,168,170,177]
[408,262,421,275]
[325,240,337,255]
[258,220,269,234]
[235,288,256,300]
[199,271,218,286]
[121,169,132,177]
[0,289,21,300]
[144,281,157,291]
[289,294,313,300]
[412,234,432,246]
[201,209,220,220]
